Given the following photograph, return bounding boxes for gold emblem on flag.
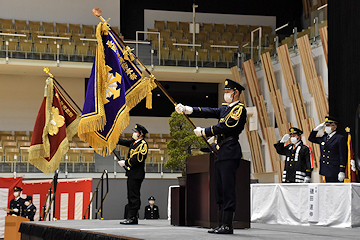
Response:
[48,107,65,136]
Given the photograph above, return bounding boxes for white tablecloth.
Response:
[251,183,360,228]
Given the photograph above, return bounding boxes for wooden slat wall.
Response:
[231,66,265,173]
[260,52,291,137]
[319,26,328,66]
[296,35,329,122]
[241,61,280,178]
[276,44,319,168]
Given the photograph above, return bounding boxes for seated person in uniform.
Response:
[22,196,37,221]
[144,196,159,219]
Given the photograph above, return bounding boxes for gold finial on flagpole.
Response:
[43,67,54,78]
[93,8,106,23]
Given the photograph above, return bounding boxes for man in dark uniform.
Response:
[144,196,159,219]
[22,196,36,221]
[308,116,347,182]
[175,78,247,234]
[118,124,148,224]
[274,127,314,183]
[9,186,25,216]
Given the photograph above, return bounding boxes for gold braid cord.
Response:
[129,140,148,164]
[224,103,244,128]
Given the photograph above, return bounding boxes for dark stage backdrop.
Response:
[328,1,360,138]
[120,0,303,39]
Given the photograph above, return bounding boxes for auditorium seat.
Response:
[262,26,272,35]
[210,49,221,64]
[76,44,89,61]
[14,20,27,31]
[151,38,163,50]
[160,47,170,64]
[221,32,232,42]
[67,149,80,172]
[166,21,178,32]
[197,49,208,65]
[202,23,213,33]
[177,38,190,49]
[164,38,176,50]
[34,40,47,57]
[0,19,13,29]
[146,28,159,41]
[124,133,133,138]
[42,22,55,32]
[196,31,208,42]
[170,48,183,65]
[214,40,227,46]
[56,22,68,33]
[20,148,30,172]
[48,41,59,57]
[233,33,244,44]
[45,31,58,37]
[228,40,239,47]
[82,24,94,35]
[28,21,41,32]
[72,33,85,43]
[214,23,225,33]
[111,26,120,35]
[172,30,184,41]
[161,134,171,139]
[184,32,193,41]
[179,21,189,32]
[154,20,166,31]
[203,40,214,50]
[222,50,234,65]
[69,24,81,34]
[150,133,161,138]
[237,25,248,34]
[6,39,19,52]
[151,150,165,163]
[184,48,195,66]
[249,25,260,32]
[1,136,15,144]
[225,24,237,34]
[209,32,220,41]
[5,147,20,172]
[160,29,171,40]
[62,43,75,60]
[77,142,90,148]
[17,141,30,148]
[318,20,327,29]
[17,29,30,36]
[81,149,95,172]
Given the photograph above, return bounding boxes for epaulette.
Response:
[222,102,229,105]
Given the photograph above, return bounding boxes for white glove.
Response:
[175,103,193,114]
[207,136,215,144]
[338,172,345,182]
[314,122,325,131]
[280,134,290,143]
[118,160,125,167]
[194,127,205,137]
[304,176,311,183]
[13,208,19,213]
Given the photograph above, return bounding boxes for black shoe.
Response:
[208,226,221,234]
[215,224,233,234]
[120,217,138,225]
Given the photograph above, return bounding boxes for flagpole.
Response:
[43,67,123,161]
[92,8,218,155]
[43,67,83,114]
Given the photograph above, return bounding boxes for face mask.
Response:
[290,137,298,144]
[224,92,233,103]
[13,192,19,198]
[132,132,139,140]
[24,201,30,206]
[149,200,155,205]
[325,126,333,134]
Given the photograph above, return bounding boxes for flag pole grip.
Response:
[92,8,217,155]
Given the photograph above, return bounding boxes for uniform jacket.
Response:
[274,140,314,182]
[308,130,347,178]
[144,204,159,219]
[22,204,36,221]
[9,197,25,216]
[191,101,247,161]
[118,138,148,179]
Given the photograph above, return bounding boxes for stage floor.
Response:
[20,219,360,240]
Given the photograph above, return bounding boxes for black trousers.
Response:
[127,178,143,218]
[325,176,339,183]
[215,159,240,212]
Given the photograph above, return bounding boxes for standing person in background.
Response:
[8,186,25,216]
[175,79,247,234]
[118,124,148,225]
[274,127,314,183]
[308,116,347,182]
[144,196,159,219]
[22,196,36,221]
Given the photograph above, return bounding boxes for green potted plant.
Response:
[165,111,206,185]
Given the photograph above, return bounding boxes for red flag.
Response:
[344,128,358,182]
[29,78,80,175]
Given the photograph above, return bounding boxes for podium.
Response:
[186,153,250,228]
[4,216,29,240]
